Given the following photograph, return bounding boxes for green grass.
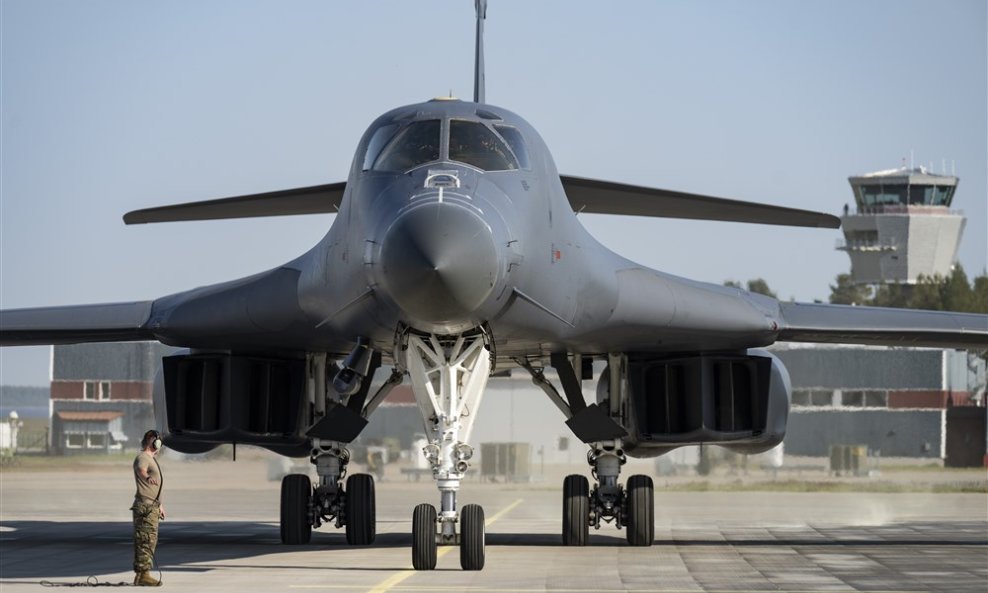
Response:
[663,480,987,493]
[0,451,134,471]
[877,463,986,473]
[19,417,49,432]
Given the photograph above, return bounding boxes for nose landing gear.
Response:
[404,332,491,570]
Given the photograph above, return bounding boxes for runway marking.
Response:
[291,498,523,593]
[286,584,914,593]
[484,497,523,527]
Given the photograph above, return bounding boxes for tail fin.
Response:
[474,0,487,104]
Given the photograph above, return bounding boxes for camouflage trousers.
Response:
[131,500,160,572]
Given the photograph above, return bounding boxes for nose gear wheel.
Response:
[412,503,439,570]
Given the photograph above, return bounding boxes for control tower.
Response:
[837,167,965,285]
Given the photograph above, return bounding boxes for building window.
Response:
[842,390,865,407]
[864,391,888,407]
[841,390,888,408]
[792,389,838,407]
[84,381,111,400]
[87,433,107,448]
[841,389,889,408]
[65,433,84,449]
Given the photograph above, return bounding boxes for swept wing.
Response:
[0,302,154,345]
[122,177,839,229]
[776,301,988,349]
[123,182,346,224]
[561,176,841,228]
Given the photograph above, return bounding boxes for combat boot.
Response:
[134,571,161,587]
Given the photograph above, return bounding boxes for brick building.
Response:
[49,342,172,454]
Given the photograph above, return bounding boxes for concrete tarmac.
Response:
[1,457,986,592]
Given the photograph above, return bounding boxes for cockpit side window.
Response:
[493,125,530,170]
[362,123,399,171]
[373,120,441,171]
[449,120,519,171]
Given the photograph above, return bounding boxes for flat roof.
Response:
[849,166,957,186]
[55,411,124,422]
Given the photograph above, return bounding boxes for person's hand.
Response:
[159,506,166,520]
[148,476,159,485]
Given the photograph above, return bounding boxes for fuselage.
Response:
[286,98,777,357]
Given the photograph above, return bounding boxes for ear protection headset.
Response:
[143,430,162,451]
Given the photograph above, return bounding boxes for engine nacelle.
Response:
[608,349,791,458]
[152,350,311,457]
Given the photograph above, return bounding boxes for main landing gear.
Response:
[280,440,377,545]
[404,333,491,570]
[518,353,654,547]
[561,441,654,546]
[279,349,400,546]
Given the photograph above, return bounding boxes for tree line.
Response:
[724,265,988,314]
[828,265,988,313]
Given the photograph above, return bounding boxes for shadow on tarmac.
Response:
[1,519,985,579]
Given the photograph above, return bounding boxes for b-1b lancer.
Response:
[2,1,986,571]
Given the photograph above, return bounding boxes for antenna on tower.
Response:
[473,0,487,104]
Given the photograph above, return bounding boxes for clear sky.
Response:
[1,0,986,386]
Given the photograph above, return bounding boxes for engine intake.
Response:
[619,349,790,457]
[155,352,310,456]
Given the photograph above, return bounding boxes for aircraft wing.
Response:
[776,302,988,349]
[560,175,840,228]
[0,301,154,345]
[123,182,346,224]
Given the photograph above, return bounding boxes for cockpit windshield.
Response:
[362,123,399,171]
[365,117,529,173]
[493,125,530,170]
[449,120,519,171]
[373,120,441,171]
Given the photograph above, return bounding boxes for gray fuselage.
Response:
[211,98,780,360]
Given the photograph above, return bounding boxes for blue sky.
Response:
[2,0,986,386]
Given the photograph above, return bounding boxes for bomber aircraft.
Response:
[2,0,986,572]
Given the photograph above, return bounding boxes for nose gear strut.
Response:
[403,331,491,570]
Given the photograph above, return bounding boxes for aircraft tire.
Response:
[625,474,654,546]
[459,504,485,570]
[562,474,589,546]
[280,474,312,545]
[345,473,376,545]
[412,503,437,570]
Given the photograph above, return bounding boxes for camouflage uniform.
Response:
[132,451,162,573]
[131,499,161,572]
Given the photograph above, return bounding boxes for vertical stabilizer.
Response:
[474,0,487,104]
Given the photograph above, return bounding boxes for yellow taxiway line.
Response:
[357,497,523,593]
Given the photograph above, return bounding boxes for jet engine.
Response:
[605,349,791,457]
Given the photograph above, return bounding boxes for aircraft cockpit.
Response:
[362,117,530,173]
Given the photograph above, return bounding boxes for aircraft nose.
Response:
[378,202,500,328]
